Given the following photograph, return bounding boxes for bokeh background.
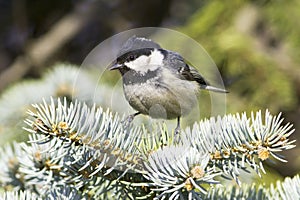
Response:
[0,0,299,185]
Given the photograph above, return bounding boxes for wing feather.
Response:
[162,49,228,93]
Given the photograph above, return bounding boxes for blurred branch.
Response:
[0,1,97,92]
[236,5,300,87]
[235,4,300,176]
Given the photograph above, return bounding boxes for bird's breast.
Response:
[123,73,199,119]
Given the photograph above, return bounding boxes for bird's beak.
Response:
[108,61,122,71]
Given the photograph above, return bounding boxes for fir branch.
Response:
[47,185,88,200]
[42,64,104,104]
[206,182,268,199]
[143,146,220,199]
[20,98,296,199]
[0,142,26,191]
[206,174,300,200]
[0,190,41,200]
[138,123,177,156]
[18,134,69,194]
[181,110,295,184]
[270,174,300,199]
[23,97,143,184]
[0,64,109,145]
[0,64,100,124]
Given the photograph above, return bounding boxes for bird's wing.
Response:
[164,50,228,93]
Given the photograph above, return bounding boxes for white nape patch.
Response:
[138,37,152,42]
[125,49,164,75]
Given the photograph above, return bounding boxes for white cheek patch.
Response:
[125,55,150,72]
[125,49,164,75]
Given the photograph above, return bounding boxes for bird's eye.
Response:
[128,54,135,61]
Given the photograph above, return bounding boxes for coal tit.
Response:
[108,36,228,133]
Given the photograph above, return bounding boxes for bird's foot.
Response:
[121,112,140,128]
[121,115,134,128]
[174,117,181,135]
[174,126,181,135]
[173,117,181,143]
[173,124,181,144]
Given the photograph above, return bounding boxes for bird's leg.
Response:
[122,112,141,127]
[174,117,181,134]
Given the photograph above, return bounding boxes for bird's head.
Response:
[108,36,165,75]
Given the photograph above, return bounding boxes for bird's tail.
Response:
[202,85,228,93]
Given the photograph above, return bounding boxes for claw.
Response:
[121,112,141,128]
[174,126,181,135]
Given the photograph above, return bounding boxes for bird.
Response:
[108,36,228,133]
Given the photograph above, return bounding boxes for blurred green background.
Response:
[0,0,299,184]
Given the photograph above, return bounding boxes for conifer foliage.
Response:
[0,96,298,199]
